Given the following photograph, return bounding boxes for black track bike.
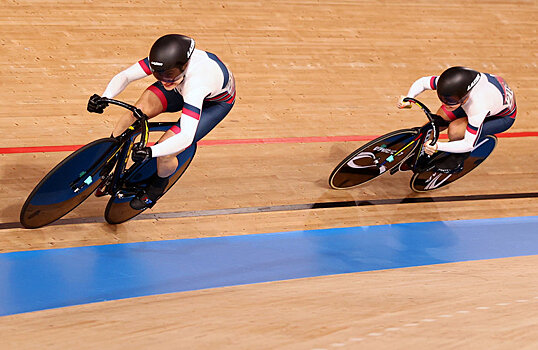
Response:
[20,98,196,229]
[329,97,497,192]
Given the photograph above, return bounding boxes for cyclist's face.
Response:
[441,96,469,111]
[442,102,462,111]
[153,65,186,90]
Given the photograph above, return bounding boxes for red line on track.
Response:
[1,131,537,154]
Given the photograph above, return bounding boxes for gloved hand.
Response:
[131,144,152,163]
[87,94,109,114]
[397,95,412,109]
[424,140,438,156]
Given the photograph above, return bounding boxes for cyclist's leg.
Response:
[131,83,235,209]
[156,100,235,177]
[128,82,184,209]
[478,114,515,141]
[436,104,467,139]
[430,106,469,172]
[111,82,175,138]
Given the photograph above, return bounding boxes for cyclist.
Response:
[397,66,516,172]
[87,34,236,209]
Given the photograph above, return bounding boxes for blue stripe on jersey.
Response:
[467,124,479,133]
[485,73,505,100]
[430,76,438,90]
[452,106,468,119]
[183,103,201,115]
[206,52,229,89]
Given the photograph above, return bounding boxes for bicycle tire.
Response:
[104,143,197,224]
[20,138,120,229]
[329,128,419,189]
[410,135,497,192]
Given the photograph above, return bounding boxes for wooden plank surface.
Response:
[0,0,537,348]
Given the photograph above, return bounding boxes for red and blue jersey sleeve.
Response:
[138,57,152,75]
[429,76,438,90]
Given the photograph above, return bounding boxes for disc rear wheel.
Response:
[104,143,197,224]
[410,135,497,192]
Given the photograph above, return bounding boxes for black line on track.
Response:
[2,192,538,230]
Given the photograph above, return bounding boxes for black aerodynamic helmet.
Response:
[436,66,480,105]
[149,34,195,74]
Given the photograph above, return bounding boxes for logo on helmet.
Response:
[151,61,164,66]
[467,73,480,92]
[187,39,195,59]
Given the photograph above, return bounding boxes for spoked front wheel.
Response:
[20,138,120,228]
[410,135,497,192]
[329,129,420,189]
[104,143,197,224]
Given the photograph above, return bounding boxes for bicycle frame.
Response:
[96,98,181,198]
[388,97,440,174]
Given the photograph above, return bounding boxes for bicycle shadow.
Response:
[0,154,58,224]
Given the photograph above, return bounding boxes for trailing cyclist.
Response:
[397,66,516,172]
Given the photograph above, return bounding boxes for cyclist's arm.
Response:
[405,76,438,98]
[102,59,151,98]
[150,107,199,157]
[436,113,488,153]
[149,87,210,157]
[436,132,476,153]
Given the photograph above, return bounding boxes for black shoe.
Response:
[130,190,158,210]
[433,152,470,174]
[129,175,170,210]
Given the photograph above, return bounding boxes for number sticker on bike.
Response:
[346,152,387,174]
[347,152,377,169]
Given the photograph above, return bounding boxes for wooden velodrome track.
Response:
[1,0,537,348]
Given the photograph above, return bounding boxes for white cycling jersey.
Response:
[406,73,515,153]
[102,49,235,157]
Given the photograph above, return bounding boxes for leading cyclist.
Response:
[398,66,516,171]
[87,34,236,210]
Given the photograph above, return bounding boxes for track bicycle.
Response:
[329,97,497,192]
[20,98,196,229]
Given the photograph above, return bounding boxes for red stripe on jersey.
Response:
[441,105,457,121]
[182,107,200,120]
[497,105,517,118]
[147,85,168,112]
[170,125,181,134]
[430,76,437,89]
[225,90,236,104]
[466,125,478,135]
[208,92,228,100]
[138,59,152,75]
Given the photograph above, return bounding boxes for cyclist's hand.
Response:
[397,95,412,109]
[132,144,152,163]
[87,94,109,114]
[424,140,438,156]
